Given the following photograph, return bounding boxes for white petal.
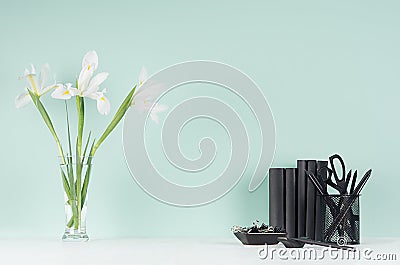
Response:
[41,83,58,95]
[19,68,30,80]
[69,87,79,96]
[30,64,36,75]
[26,74,40,95]
[85,92,98,100]
[153,104,169,113]
[65,83,79,96]
[130,98,147,112]
[15,92,31,108]
[150,112,159,124]
[82,50,98,72]
[149,104,168,124]
[97,94,110,115]
[39,63,50,89]
[133,82,163,102]
[77,67,92,93]
[131,83,144,98]
[139,66,148,86]
[84,72,109,96]
[51,85,73,100]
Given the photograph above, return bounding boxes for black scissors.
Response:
[322,154,351,195]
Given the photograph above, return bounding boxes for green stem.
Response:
[76,138,82,230]
[76,96,85,229]
[63,168,75,229]
[65,101,79,230]
[66,132,94,229]
[66,161,78,229]
[76,96,84,157]
[61,169,72,200]
[67,216,74,228]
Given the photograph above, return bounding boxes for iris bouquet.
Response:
[16,51,166,241]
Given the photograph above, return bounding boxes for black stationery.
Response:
[315,160,328,241]
[269,168,285,229]
[268,154,369,245]
[305,160,317,239]
[297,160,307,237]
[285,168,297,238]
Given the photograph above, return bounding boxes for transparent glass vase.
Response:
[59,155,93,242]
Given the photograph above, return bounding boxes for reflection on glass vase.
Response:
[60,155,93,242]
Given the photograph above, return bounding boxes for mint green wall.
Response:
[1,0,398,238]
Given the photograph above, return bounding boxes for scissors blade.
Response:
[350,170,358,194]
[352,169,372,196]
[345,170,352,194]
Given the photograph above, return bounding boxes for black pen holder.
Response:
[317,195,360,245]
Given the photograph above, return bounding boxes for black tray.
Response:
[234,232,287,245]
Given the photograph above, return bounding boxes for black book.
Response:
[285,168,297,238]
[315,160,328,241]
[306,160,317,239]
[269,168,285,229]
[297,160,307,237]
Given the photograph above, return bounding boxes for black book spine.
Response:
[315,160,328,241]
[306,160,317,239]
[297,160,307,237]
[285,168,297,238]
[269,168,285,229]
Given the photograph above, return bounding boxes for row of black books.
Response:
[269,160,328,240]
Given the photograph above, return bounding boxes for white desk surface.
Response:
[0,238,399,264]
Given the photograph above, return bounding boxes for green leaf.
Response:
[91,85,136,156]
[27,90,65,163]
[81,131,92,164]
[61,169,71,200]
[64,101,79,229]
[65,101,73,157]
[81,138,96,207]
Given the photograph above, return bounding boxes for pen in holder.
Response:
[318,194,360,245]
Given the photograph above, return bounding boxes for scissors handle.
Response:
[329,154,346,182]
[324,167,344,193]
